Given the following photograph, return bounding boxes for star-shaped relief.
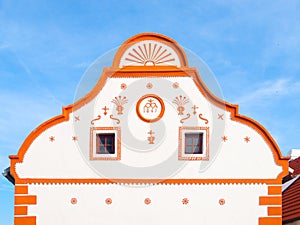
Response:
[49,136,55,142]
[244,136,250,143]
[72,136,78,141]
[222,136,228,142]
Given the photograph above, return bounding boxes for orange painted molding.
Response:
[15,195,37,205]
[15,216,36,225]
[112,32,189,68]
[268,207,282,216]
[259,196,281,205]
[17,178,283,185]
[268,186,282,195]
[259,217,282,225]
[15,206,27,215]
[9,33,289,184]
[15,186,28,195]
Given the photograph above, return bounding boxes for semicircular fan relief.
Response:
[119,40,181,67]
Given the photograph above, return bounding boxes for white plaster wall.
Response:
[28,183,268,225]
[16,76,282,180]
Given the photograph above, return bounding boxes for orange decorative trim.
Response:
[105,198,112,205]
[147,130,155,144]
[259,217,282,225]
[244,136,250,143]
[219,198,225,205]
[15,195,37,205]
[218,113,224,120]
[111,96,128,115]
[259,196,281,205]
[9,33,289,185]
[112,32,189,68]
[146,82,153,89]
[182,198,189,205]
[180,113,191,124]
[178,126,209,160]
[144,198,151,205]
[109,114,120,124]
[71,198,77,204]
[268,207,282,216]
[15,206,27,215]
[90,115,101,125]
[172,82,179,88]
[136,94,165,123]
[15,186,28,195]
[222,136,228,142]
[173,95,189,115]
[102,106,109,116]
[199,113,209,124]
[14,216,36,225]
[14,178,283,185]
[268,186,282,195]
[89,127,121,160]
[121,83,127,89]
[49,136,55,142]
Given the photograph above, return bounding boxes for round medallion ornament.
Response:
[136,94,165,123]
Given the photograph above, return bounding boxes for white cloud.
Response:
[234,78,300,105]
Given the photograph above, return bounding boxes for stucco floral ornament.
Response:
[144,198,151,205]
[182,198,189,205]
[111,96,128,115]
[105,198,112,205]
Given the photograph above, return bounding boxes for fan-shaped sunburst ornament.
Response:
[119,40,181,67]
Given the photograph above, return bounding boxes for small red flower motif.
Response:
[222,136,228,142]
[146,82,153,89]
[105,198,112,205]
[182,198,189,205]
[173,82,179,89]
[71,198,77,204]
[219,198,225,205]
[121,83,127,89]
[49,136,55,142]
[144,198,151,205]
[244,136,250,143]
[72,136,78,141]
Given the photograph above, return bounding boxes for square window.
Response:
[185,133,203,154]
[96,134,115,154]
[90,127,121,160]
[179,127,209,160]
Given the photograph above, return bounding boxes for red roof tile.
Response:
[290,157,300,175]
[283,157,300,223]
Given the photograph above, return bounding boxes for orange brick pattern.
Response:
[15,186,28,194]
[15,216,36,225]
[14,206,28,215]
[14,185,37,225]
[259,185,282,225]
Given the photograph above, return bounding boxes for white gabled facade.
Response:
[10,33,289,225]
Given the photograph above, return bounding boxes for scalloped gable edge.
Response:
[9,66,290,184]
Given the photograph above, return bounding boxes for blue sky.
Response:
[0,0,299,223]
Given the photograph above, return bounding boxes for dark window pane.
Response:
[185,146,193,154]
[186,137,192,145]
[96,133,116,154]
[99,146,105,154]
[100,137,105,145]
[184,133,204,155]
[193,145,202,154]
[106,146,115,154]
[106,137,113,145]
